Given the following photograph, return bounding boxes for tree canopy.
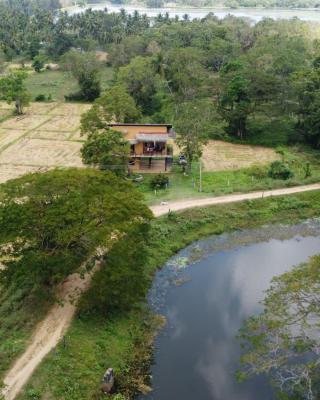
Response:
[0,169,152,289]
[239,255,320,400]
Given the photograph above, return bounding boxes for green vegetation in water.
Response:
[15,189,320,400]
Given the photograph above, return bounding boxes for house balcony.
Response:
[130,149,173,158]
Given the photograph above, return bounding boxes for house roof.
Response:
[108,123,172,128]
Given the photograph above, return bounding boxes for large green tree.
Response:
[174,100,212,169]
[81,130,130,176]
[239,255,320,400]
[61,50,101,101]
[0,169,151,289]
[80,85,141,134]
[0,71,30,114]
[117,56,159,114]
[218,72,252,139]
[295,63,320,148]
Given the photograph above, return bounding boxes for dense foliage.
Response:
[14,189,320,400]
[0,169,151,289]
[239,255,320,400]
[1,0,320,152]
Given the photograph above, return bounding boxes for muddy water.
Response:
[140,220,320,400]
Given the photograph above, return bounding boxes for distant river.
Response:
[138,220,320,400]
[66,3,320,22]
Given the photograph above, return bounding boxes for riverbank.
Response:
[64,2,320,22]
[15,189,320,400]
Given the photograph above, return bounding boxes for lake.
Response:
[66,3,320,23]
[139,220,320,400]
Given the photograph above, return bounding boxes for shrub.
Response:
[34,94,46,102]
[247,164,268,179]
[268,161,294,180]
[150,174,169,190]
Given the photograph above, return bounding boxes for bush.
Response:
[150,174,169,190]
[268,161,294,180]
[34,94,46,101]
[247,164,268,179]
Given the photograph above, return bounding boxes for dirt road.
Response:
[2,256,103,400]
[150,183,320,217]
[2,182,320,399]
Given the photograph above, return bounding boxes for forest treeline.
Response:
[1,0,320,148]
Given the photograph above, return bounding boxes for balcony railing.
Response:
[130,149,173,157]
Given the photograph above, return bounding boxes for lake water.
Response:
[139,221,320,400]
[67,3,320,23]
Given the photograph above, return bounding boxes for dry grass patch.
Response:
[69,131,87,141]
[1,115,49,130]
[49,103,91,116]
[0,129,28,151]
[202,140,280,172]
[25,103,58,115]
[0,165,44,183]
[30,130,73,140]
[0,102,90,183]
[40,115,80,132]
[0,138,83,167]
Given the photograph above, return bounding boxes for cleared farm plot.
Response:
[0,102,90,183]
[0,138,83,167]
[202,140,280,171]
[40,115,80,132]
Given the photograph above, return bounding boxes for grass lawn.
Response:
[25,67,114,102]
[138,145,320,205]
[15,189,320,400]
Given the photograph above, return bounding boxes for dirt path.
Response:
[150,183,320,216]
[2,182,320,400]
[2,255,103,400]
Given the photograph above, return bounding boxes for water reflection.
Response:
[141,223,320,400]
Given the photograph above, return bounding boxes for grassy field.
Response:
[25,68,114,102]
[14,189,320,400]
[138,145,320,205]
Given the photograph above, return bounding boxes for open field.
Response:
[0,102,90,183]
[25,68,114,102]
[201,140,279,171]
[0,101,320,206]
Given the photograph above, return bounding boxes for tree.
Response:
[174,100,210,170]
[32,55,45,73]
[0,168,151,289]
[295,65,320,148]
[61,50,101,101]
[0,71,30,114]
[238,255,320,400]
[80,85,141,135]
[117,56,159,114]
[81,130,130,176]
[218,74,252,139]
